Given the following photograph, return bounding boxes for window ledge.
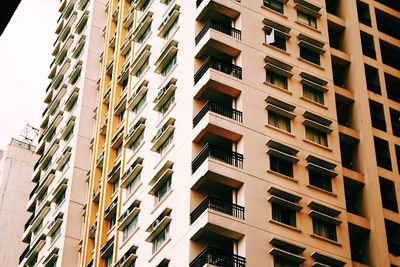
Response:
[311,234,341,246]
[148,237,172,263]
[267,169,298,183]
[307,184,337,197]
[151,189,173,215]
[298,57,325,70]
[263,42,290,56]
[300,96,328,109]
[295,20,321,33]
[260,5,288,19]
[263,81,292,95]
[265,124,295,138]
[303,138,332,151]
[269,219,301,232]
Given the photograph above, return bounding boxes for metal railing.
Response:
[190,247,246,267]
[190,196,245,223]
[195,20,241,44]
[192,144,243,173]
[194,57,242,84]
[193,101,242,127]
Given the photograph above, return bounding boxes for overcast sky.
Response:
[0,0,58,149]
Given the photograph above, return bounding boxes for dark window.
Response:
[266,71,288,89]
[268,111,291,132]
[300,46,320,65]
[297,10,317,28]
[374,136,392,170]
[305,126,328,147]
[309,170,332,192]
[379,177,398,212]
[303,85,324,105]
[264,0,284,13]
[313,218,337,241]
[266,30,286,51]
[274,256,299,267]
[270,155,293,177]
[272,203,296,226]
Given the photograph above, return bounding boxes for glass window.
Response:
[300,46,320,65]
[126,171,141,196]
[297,10,317,28]
[305,126,328,147]
[155,178,172,204]
[160,93,175,115]
[163,18,179,39]
[152,224,170,254]
[55,190,66,208]
[270,155,293,177]
[50,224,61,243]
[132,93,146,116]
[122,215,138,241]
[157,133,173,156]
[266,71,288,89]
[309,170,332,192]
[161,54,177,76]
[313,217,337,241]
[136,59,149,78]
[105,253,113,267]
[303,85,324,104]
[266,30,286,51]
[268,112,291,132]
[272,203,296,227]
[138,24,151,44]
[264,0,284,13]
[129,131,144,151]
[274,256,299,267]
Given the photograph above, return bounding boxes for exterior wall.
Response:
[0,139,38,267]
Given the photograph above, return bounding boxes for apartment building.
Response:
[18,0,106,266]
[19,0,400,266]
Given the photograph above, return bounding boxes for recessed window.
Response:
[274,256,299,267]
[309,170,332,192]
[157,133,174,156]
[266,71,288,89]
[270,155,293,177]
[160,93,175,115]
[152,224,170,254]
[297,10,317,28]
[136,58,149,78]
[105,253,113,267]
[272,203,296,226]
[155,177,172,204]
[161,54,177,76]
[50,224,61,243]
[122,215,138,241]
[55,190,66,208]
[263,0,284,13]
[126,171,141,196]
[300,46,320,65]
[138,25,151,44]
[132,93,147,116]
[313,217,337,241]
[303,85,324,105]
[268,111,291,132]
[305,126,328,147]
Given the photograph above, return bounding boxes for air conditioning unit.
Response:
[151,219,160,230]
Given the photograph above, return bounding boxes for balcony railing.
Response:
[194,57,242,84]
[192,144,243,173]
[190,196,244,223]
[195,20,241,45]
[196,0,240,7]
[193,101,242,127]
[190,247,246,267]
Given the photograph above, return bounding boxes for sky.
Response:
[0,0,58,149]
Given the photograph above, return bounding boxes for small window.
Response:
[152,224,170,254]
[160,93,175,115]
[138,24,151,44]
[297,10,317,28]
[272,203,296,226]
[122,215,139,241]
[305,126,328,147]
[313,217,337,241]
[126,171,141,196]
[266,71,288,89]
[55,190,66,208]
[264,0,284,13]
[132,93,147,115]
[309,170,332,192]
[157,133,174,156]
[303,85,324,104]
[155,177,172,204]
[161,54,177,76]
[270,155,293,177]
[274,256,299,267]
[300,46,320,65]
[268,111,291,132]
[105,253,113,267]
[136,58,149,78]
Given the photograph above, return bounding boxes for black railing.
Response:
[190,247,246,267]
[190,196,245,223]
[195,20,241,44]
[194,57,242,84]
[193,101,243,127]
[192,144,243,173]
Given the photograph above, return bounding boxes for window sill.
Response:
[303,138,332,151]
[267,169,297,183]
[298,57,325,70]
[269,219,301,232]
[265,124,295,138]
[307,184,337,197]
[295,20,321,33]
[151,189,173,215]
[300,96,328,110]
[148,237,172,263]
[311,234,341,246]
[260,5,287,19]
[263,42,290,56]
[263,81,292,95]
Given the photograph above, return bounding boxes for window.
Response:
[112,178,120,193]
[129,131,144,151]
[116,143,123,157]
[163,17,179,40]
[50,224,61,243]
[137,24,151,44]
[64,126,74,141]
[268,112,291,132]
[300,46,320,65]
[152,224,170,254]
[161,54,177,76]
[160,93,175,115]
[305,126,327,146]
[155,177,172,204]
[274,256,299,267]
[269,32,286,51]
[270,238,305,267]
[264,0,284,13]
[126,171,141,196]
[136,58,149,78]
[313,218,337,241]
[303,85,324,104]
[297,10,317,28]
[266,71,288,89]
[122,215,138,241]
[309,170,332,192]
[132,93,147,116]
[157,133,173,156]
[272,203,296,226]
[270,155,293,177]
[105,253,113,267]
[55,190,66,208]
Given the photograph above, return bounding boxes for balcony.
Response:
[193,101,242,127]
[195,20,241,45]
[192,144,243,173]
[190,247,246,267]
[190,196,244,224]
[194,57,242,84]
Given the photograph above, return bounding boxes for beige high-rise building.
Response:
[20,0,400,266]
[18,0,106,266]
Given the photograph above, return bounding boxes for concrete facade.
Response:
[0,139,38,267]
